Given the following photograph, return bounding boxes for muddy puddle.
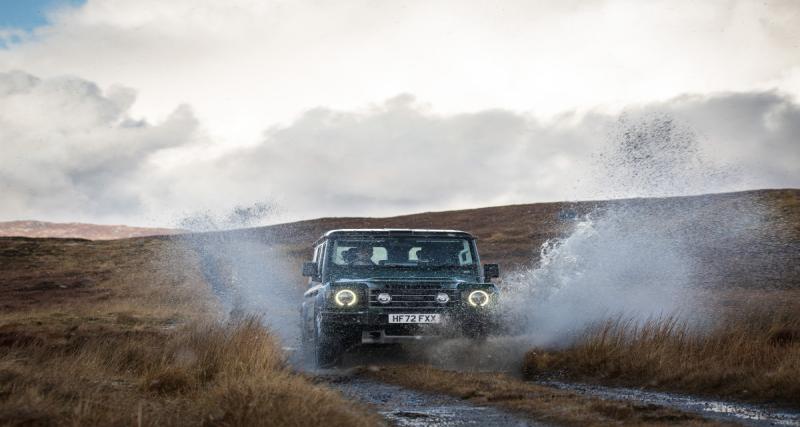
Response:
[326,375,544,426]
[540,380,800,427]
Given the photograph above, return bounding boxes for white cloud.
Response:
[157,91,800,223]
[0,1,798,225]
[0,70,199,223]
[0,70,798,225]
[1,0,798,151]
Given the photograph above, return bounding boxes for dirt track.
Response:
[309,343,800,427]
[328,374,543,426]
[350,372,800,426]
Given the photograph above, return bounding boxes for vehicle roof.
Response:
[315,228,475,244]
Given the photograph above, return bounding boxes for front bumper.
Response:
[319,308,495,342]
[361,330,432,344]
[319,308,491,325]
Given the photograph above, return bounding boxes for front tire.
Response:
[463,321,490,342]
[314,313,344,368]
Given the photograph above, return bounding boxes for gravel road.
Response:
[325,375,547,427]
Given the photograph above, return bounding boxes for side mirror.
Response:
[483,263,500,280]
[302,261,318,278]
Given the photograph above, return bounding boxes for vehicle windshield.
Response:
[328,237,476,273]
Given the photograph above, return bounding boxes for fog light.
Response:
[467,290,490,307]
[334,289,357,306]
[377,292,392,304]
[436,292,450,304]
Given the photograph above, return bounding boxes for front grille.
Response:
[369,284,460,310]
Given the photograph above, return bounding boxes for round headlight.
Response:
[334,289,358,306]
[436,292,450,304]
[467,290,490,307]
[377,292,392,304]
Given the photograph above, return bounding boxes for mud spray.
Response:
[421,113,769,370]
[173,202,304,348]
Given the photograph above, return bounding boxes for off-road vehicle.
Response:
[300,229,500,367]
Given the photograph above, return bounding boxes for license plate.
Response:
[388,313,441,324]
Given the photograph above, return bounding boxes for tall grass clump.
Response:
[0,316,382,426]
[523,303,800,406]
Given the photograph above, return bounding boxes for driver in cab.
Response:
[344,245,375,266]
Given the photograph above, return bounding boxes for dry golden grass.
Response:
[522,290,800,407]
[0,317,382,426]
[0,237,383,426]
[362,365,720,426]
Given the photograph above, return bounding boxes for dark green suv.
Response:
[300,229,500,367]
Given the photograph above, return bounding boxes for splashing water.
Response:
[171,201,303,346]
[501,204,698,345]
[499,113,757,345]
[177,202,279,232]
[596,113,730,199]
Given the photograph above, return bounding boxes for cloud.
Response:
[162,91,800,222]
[1,70,798,225]
[0,70,199,223]
[1,0,798,151]
[154,95,600,220]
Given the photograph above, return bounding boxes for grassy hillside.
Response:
[1,189,797,423]
[0,237,381,426]
[0,220,181,240]
[217,188,800,290]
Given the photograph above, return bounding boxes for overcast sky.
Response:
[1,0,798,226]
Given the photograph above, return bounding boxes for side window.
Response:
[313,244,321,264]
[315,242,325,273]
[308,243,324,284]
